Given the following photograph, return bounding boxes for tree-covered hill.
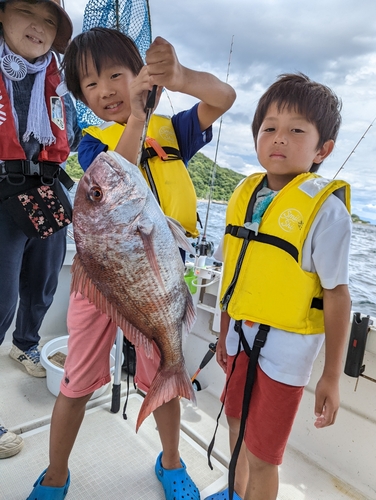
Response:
[188,152,245,202]
[66,151,246,203]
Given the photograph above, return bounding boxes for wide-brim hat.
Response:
[0,0,73,53]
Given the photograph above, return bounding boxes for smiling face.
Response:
[256,102,334,191]
[0,0,58,61]
[79,56,137,125]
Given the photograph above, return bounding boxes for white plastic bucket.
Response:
[40,335,119,400]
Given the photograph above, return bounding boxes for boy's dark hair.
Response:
[62,27,144,101]
[252,73,342,172]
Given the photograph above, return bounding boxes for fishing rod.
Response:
[195,36,234,263]
[333,116,376,179]
[78,0,154,414]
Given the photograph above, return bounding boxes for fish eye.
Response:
[89,186,103,201]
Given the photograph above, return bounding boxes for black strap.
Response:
[0,160,74,190]
[311,297,323,310]
[122,339,137,420]
[226,223,299,262]
[58,168,75,190]
[207,333,243,471]
[140,146,182,163]
[227,321,270,500]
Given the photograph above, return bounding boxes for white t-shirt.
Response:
[214,193,352,386]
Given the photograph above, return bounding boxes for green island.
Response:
[352,214,370,224]
[66,152,371,224]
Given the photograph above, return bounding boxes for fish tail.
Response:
[136,366,196,432]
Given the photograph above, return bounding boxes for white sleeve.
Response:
[302,195,352,289]
[213,235,225,262]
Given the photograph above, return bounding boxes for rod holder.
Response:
[344,312,372,378]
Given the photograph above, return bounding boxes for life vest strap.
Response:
[140,145,182,163]
[227,320,269,500]
[311,297,323,310]
[0,160,74,190]
[225,223,299,262]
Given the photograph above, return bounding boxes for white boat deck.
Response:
[0,336,372,500]
[1,245,376,499]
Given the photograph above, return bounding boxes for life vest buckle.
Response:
[145,136,169,161]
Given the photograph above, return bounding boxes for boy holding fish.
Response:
[206,73,352,500]
[27,27,235,500]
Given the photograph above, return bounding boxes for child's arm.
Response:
[216,311,231,372]
[145,37,236,132]
[314,284,351,428]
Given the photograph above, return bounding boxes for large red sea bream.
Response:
[71,151,197,430]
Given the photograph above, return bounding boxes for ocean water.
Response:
[68,189,376,318]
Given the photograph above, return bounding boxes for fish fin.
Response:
[136,365,196,432]
[166,216,194,254]
[119,317,154,358]
[138,221,164,288]
[71,256,153,356]
[182,288,197,335]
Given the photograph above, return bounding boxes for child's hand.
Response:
[216,335,227,373]
[129,66,152,122]
[129,66,163,122]
[145,37,184,92]
[313,374,340,428]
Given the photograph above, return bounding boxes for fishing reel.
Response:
[195,235,214,259]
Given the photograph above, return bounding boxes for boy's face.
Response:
[79,56,136,125]
[256,102,333,191]
[0,1,58,61]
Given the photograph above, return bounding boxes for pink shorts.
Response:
[61,293,160,397]
[222,351,304,465]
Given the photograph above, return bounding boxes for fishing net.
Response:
[76,0,152,129]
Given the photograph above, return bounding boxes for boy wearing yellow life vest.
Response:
[206,74,351,500]
[27,27,236,500]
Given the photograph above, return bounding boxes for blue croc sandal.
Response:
[26,469,70,500]
[204,488,242,500]
[155,452,200,500]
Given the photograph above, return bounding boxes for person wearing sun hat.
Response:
[0,0,81,462]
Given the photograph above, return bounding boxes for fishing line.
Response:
[333,116,376,179]
[203,36,234,236]
[78,0,154,416]
[195,36,234,261]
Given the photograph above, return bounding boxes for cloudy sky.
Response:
[65,0,376,222]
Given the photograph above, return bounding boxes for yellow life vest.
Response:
[83,115,199,238]
[220,172,351,334]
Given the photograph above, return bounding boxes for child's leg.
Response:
[244,450,278,500]
[135,343,182,468]
[227,416,248,499]
[28,293,117,494]
[41,392,92,486]
[153,397,181,469]
[241,365,303,500]
[135,343,199,499]
[219,354,303,500]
